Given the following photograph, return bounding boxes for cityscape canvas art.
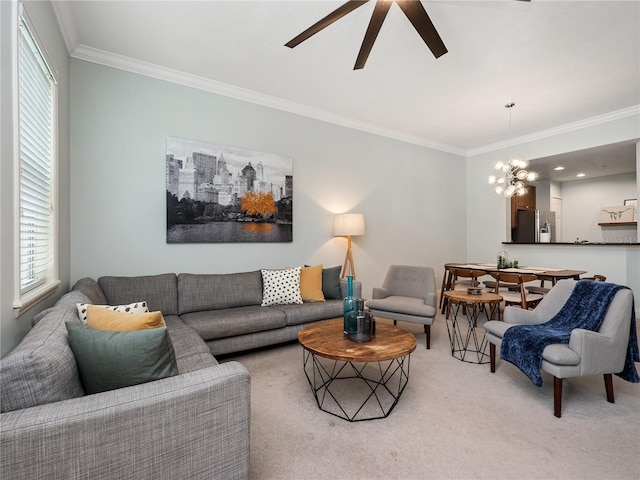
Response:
[166,137,293,243]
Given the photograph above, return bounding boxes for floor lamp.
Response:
[333,213,365,279]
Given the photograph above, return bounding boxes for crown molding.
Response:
[70,44,466,156]
[50,0,77,56]
[467,105,640,157]
[65,42,638,159]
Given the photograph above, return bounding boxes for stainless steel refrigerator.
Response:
[512,210,556,243]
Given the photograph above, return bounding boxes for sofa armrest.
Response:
[372,287,389,300]
[503,306,544,325]
[0,362,250,480]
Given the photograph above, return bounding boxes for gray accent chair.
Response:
[484,279,635,417]
[366,265,437,348]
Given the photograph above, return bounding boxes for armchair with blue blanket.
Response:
[484,279,639,418]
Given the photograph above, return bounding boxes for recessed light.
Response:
[553,166,565,171]
[576,173,586,178]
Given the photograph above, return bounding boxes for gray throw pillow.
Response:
[322,265,343,299]
[65,323,178,394]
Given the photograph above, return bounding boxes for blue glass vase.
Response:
[343,276,356,335]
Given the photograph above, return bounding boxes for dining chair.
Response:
[581,274,607,282]
[450,268,486,291]
[489,271,544,310]
[442,268,487,318]
[525,273,554,296]
[439,264,455,313]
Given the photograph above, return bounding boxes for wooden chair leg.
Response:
[604,374,615,403]
[425,324,431,349]
[440,268,454,313]
[439,269,448,310]
[554,377,563,418]
[489,344,496,373]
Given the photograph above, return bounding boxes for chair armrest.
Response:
[503,306,544,325]
[568,329,622,375]
[0,362,250,480]
[372,287,389,300]
[426,291,437,308]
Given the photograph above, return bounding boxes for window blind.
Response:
[18,16,55,293]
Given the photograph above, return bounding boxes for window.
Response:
[13,7,59,316]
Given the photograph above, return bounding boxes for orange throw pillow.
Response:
[300,264,325,302]
[86,305,166,332]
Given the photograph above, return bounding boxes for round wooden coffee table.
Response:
[298,318,416,422]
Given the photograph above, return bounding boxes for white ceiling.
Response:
[53,0,639,171]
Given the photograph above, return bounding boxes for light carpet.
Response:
[224,315,640,480]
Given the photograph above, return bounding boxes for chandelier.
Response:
[488,103,536,197]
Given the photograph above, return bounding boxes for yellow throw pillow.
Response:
[86,305,166,332]
[300,264,325,302]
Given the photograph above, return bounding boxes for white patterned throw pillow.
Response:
[76,301,148,325]
[261,268,303,306]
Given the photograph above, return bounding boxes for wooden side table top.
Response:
[443,290,503,304]
[298,319,416,363]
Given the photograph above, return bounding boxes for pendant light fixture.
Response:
[488,103,536,197]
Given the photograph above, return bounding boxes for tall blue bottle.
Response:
[343,275,356,335]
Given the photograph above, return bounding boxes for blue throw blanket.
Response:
[500,281,640,387]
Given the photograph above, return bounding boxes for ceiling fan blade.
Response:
[354,0,393,70]
[285,0,369,48]
[396,0,448,59]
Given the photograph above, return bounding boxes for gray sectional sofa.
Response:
[0,269,360,480]
[89,270,360,355]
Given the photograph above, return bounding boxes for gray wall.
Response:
[1,0,70,356]
[69,59,467,305]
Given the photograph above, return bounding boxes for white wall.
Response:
[1,1,70,356]
[467,114,640,302]
[69,59,467,304]
[562,173,637,243]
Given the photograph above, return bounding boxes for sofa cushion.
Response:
[275,300,344,326]
[66,323,178,394]
[163,315,218,373]
[181,306,287,341]
[177,271,263,315]
[86,307,166,331]
[99,273,178,315]
[300,264,325,302]
[76,300,149,324]
[261,268,303,306]
[366,296,436,318]
[0,309,85,413]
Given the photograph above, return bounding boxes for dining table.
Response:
[444,263,587,285]
[440,263,587,313]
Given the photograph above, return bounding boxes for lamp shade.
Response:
[333,213,365,236]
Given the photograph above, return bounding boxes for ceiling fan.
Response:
[285,0,530,70]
